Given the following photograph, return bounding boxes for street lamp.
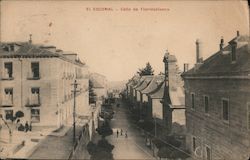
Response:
[71,80,80,143]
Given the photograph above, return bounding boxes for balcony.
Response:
[27,72,40,80]
[1,98,13,107]
[25,95,41,107]
[1,70,14,80]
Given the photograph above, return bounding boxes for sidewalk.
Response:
[0,123,54,159]
[28,125,84,159]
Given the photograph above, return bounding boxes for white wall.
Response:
[152,99,163,119]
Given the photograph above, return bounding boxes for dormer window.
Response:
[10,45,14,51]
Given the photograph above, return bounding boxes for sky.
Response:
[0,0,249,81]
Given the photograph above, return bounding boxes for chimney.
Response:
[183,63,189,72]
[196,39,203,63]
[29,34,32,44]
[220,36,224,53]
[237,30,240,37]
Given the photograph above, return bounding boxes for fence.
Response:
[68,124,88,160]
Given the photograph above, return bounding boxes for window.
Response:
[31,62,40,78]
[192,136,196,152]
[4,88,13,105]
[205,145,211,160]
[31,109,40,123]
[222,99,229,121]
[5,110,13,120]
[31,88,40,94]
[247,103,250,130]
[191,93,195,109]
[30,88,40,105]
[10,44,14,51]
[204,96,209,113]
[4,62,13,78]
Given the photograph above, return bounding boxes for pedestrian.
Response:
[125,131,128,138]
[117,129,119,138]
[16,119,20,129]
[25,121,29,132]
[120,129,123,136]
[29,122,32,131]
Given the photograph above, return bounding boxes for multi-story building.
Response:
[0,40,89,128]
[151,51,185,135]
[89,72,108,100]
[182,31,250,160]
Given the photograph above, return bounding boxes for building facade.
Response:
[182,32,250,160]
[0,41,89,128]
[89,72,108,100]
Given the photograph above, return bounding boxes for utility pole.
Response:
[71,80,80,143]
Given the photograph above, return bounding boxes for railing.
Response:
[68,125,87,160]
[25,96,41,107]
[1,70,14,80]
[1,98,13,107]
[27,72,40,80]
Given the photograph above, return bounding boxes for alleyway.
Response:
[105,100,155,160]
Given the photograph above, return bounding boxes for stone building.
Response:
[134,75,153,117]
[126,75,140,105]
[161,50,185,135]
[139,75,164,120]
[0,40,89,128]
[89,72,108,100]
[182,31,250,160]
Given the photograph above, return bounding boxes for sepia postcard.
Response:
[0,0,249,160]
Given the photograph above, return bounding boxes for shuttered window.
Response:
[222,99,229,121]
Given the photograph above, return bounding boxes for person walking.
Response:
[29,122,32,131]
[25,121,29,132]
[125,131,128,138]
[117,129,119,138]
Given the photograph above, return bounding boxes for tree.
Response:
[15,111,24,118]
[96,122,113,138]
[89,80,97,104]
[87,141,98,155]
[97,139,114,153]
[87,139,114,160]
[137,62,154,76]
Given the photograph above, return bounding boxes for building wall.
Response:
[0,57,89,128]
[172,109,185,125]
[152,98,163,119]
[93,88,106,100]
[142,93,148,102]
[184,78,250,160]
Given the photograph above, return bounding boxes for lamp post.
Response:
[71,80,80,143]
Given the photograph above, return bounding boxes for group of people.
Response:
[116,129,128,138]
[16,119,32,132]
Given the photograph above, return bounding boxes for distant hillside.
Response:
[108,80,127,91]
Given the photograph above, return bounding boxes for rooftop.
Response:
[0,42,85,66]
[148,81,185,108]
[134,75,154,91]
[182,35,250,77]
[141,75,164,94]
[91,79,105,88]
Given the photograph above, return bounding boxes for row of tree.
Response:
[87,109,114,160]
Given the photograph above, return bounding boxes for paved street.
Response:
[105,100,155,160]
